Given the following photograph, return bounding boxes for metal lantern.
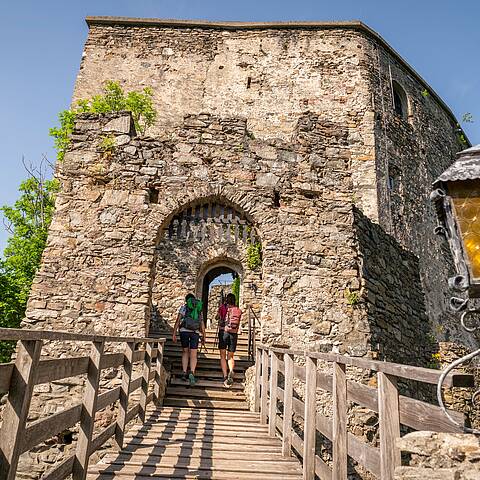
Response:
[431,144,480,434]
[432,145,480,304]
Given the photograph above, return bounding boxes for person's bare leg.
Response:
[181,348,189,379]
[220,349,228,378]
[189,348,198,374]
[227,351,235,375]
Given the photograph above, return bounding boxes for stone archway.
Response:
[148,197,263,335]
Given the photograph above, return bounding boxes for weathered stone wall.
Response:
[206,284,232,327]
[368,41,467,347]
[74,22,378,220]
[395,431,480,479]
[25,111,367,356]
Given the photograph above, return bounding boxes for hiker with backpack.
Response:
[172,293,206,386]
[217,293,242,388]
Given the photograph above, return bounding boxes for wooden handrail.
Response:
[0,328,166,480]
[0,327,163,343]
[259,343,474,388]
[255,344,474,480]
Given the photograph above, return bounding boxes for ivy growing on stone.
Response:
[246,241,262,271]
[231,277,240,305]
[50,81,157,162]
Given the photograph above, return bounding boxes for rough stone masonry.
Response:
[27,17,473,358]
[14,17,479,478]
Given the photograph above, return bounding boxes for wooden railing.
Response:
[255,344,475,480]
[0,328,165,480]
[247,306,261,361]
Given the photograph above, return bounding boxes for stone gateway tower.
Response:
[25,17,472,363]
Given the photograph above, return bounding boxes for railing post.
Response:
[268,351,279,436]
[248,307,252,360]
[260,348,269,424]
[154,340,164,406]
[0,339,42,480]
[303,355,317,480]
[72,340,104,480]
[115,341,134,450]
[139,342,152,422]
[282,352,293,457]
[333,362,347,480]
[378,372,401,480]
[254,346,261,412]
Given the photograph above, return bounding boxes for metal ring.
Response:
[461,310,480,333]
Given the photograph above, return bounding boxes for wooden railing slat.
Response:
[378,372,401,480]
[115,341,134,450]
[303,356,317,480]
[260,348,269,424]
[42,455,75,480]
[139,342,153,422]
[73,340,104,480]
[254,347,261,412]
[22,405,82,455]
[0,339,43,480]
[154,341,164,405]
[333,362,347,480]
[282,353,294,457]
[268,351,279,437]
[0,327,163,344]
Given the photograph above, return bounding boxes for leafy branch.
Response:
[50,81,157,162]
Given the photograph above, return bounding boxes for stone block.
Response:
[102,115,132,134]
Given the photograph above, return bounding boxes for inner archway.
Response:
[201,265,239,328]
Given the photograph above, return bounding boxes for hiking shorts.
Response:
[180,331,200,350]
[218,330,238,353]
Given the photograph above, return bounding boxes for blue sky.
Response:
[1,0,478,253]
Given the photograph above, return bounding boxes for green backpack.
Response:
[182,298,203,331]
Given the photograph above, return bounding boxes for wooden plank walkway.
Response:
[87,406,303,479]
[87,330,303,479]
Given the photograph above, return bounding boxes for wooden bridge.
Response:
[0,327,474,480]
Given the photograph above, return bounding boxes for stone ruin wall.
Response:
[10,20,477,478]
[369,42,467,348]
[150,230,262,334]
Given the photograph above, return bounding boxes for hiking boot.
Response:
[226,371,234,386]
[188,372,197,386]
[181,372,188,382]
[223,376,230,389]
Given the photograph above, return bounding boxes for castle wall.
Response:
[24,111,368,355]
[74,23,379,221]
[367,41,467,346]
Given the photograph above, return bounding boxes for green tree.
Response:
[50,81,157,161]
[0,163,59,362]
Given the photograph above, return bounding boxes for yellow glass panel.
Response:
[451,182,480,280]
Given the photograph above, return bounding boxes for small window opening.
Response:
[388,176,395,191]
[273,190,281,208]
[392,81,408,120]
[246,77,252,89]
[149,188,159,204]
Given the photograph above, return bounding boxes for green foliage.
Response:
[246,241,262,270]
[50,81,157,162]
[344,287,360,306]
[100,134,116,158]
[427,352,441,370]
[0,175,59,362]
[231,277,240,306]
[421,88,429,98]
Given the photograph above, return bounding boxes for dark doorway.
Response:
[201,266,239,328]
